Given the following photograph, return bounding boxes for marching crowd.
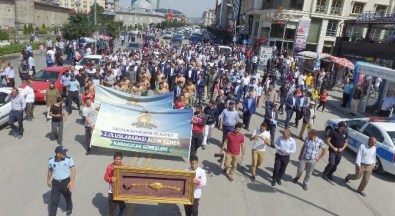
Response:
[0,33,379,216]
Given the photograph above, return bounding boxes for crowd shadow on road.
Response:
[201,159,223,176]
[92,193,107,216]
[42,190,68,215]
[246,181,340,215]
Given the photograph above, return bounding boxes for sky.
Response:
[119,0,216,18]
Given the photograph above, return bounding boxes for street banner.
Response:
[92,102,193,157]
[95,85,173,108]
[258,46,273,66]
[295,19,311,50]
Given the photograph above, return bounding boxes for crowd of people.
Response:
[0,31,381,216]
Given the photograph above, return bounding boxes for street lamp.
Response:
[227,2,237,45]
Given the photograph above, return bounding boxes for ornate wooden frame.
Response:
[113,166,195,205]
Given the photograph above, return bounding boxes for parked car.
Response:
[325,117,395,175]
[189,35,201,44]
[163,31,173,39]
[0,87,24,126]
[19,66,72,102]
[127,42,141,51]
[171,34,184,44]
[75,55,103,71]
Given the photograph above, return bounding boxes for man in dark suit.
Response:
[294,91,310,128]
[285,92,296,129]
[242,89,257,131]
[264,103,278,147]
[196,74,206,106]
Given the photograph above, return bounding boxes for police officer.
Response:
[47,146,76,216]
[323,121,348,181]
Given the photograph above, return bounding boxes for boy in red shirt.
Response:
[104,152,126,216]
[219,122,245,181]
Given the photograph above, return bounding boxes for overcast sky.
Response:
[119,0,216,18]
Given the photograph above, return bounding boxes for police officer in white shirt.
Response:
[47,146,76,216]
[184,155,207,216]
[345,136,377,197]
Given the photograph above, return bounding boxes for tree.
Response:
[23,24,28,34]
[0,29,9,41]
[62,11,95,40]
[28,24,34,34]
[89,3,122,38]
[42,23,46,30]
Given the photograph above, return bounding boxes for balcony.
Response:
[330,7,342,15]
[315,5,327,13]
[334,37,395,59]
[326,29,337,37]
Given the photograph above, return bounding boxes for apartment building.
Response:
[202,9,216,27]
[244,0,394,53]
[56,0,105,11]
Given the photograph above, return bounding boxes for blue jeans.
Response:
[285,109,294,129]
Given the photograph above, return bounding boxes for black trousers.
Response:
[294,108,302,127]
[108,193,126,216]
[317,101,326,111]
[7,78,15,87]
[8,110,24,135]
[324,151,342,177]
[49,178,72,216]
[85,126,93,152]
[184,198,199,216]
[191,133,203,156]
[342,93,350,107]
[272,153,290,181]
[242,112,252,129]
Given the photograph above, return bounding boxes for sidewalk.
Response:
[325,86,369,118]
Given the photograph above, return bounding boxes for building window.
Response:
[326,20,339,37]
[351,2,365,14]
[316,0,328,13]
[289,0,304,10]
[330,0,343,15]
[375,5,388,14]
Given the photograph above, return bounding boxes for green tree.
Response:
[23,24,28,34]
[89,3,122,38]
[62,11,95,40]
[0,29,10,41]
[28,24,34,34]
[42,23,46,30]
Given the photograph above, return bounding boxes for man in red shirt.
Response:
[191,105,207,156]
[219,122,245,181]
[104,152,126,216]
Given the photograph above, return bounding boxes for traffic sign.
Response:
[233,36,237,42]
[242,39,248,45]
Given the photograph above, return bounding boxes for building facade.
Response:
[244,0,394,53]
[56,0,105,11]
[201,9,216,27]
[0,0,69,30]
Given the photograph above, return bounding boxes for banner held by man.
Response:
[92,102,193,157]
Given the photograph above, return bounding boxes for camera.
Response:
[214,153,224,163]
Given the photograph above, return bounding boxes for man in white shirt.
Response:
[249,123,271,182]
[345,136,377,197]
[23,80,35,121]
[28,54,35,76]
[184,155,207,216]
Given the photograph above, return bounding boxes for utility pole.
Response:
[94,0,97,26]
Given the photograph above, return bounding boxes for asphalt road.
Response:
[0,40,394,216]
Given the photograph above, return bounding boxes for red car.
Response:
[20,66,71,102]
